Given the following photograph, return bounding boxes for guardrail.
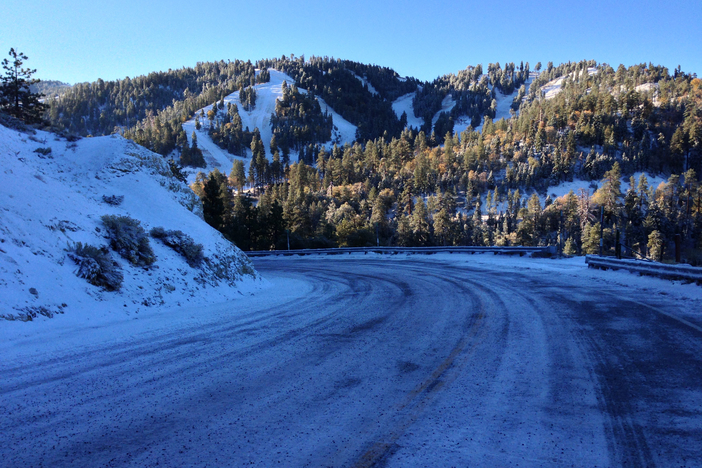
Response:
[247,245,557,258]
[586,255,702,283]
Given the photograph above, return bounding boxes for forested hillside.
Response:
[43,58,702,263]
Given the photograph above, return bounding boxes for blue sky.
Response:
[2,0,700,84]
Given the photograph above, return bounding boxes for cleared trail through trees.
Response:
[1,257,701,467]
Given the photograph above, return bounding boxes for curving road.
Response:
[2,256,702,467]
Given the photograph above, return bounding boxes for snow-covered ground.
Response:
[392,92,425,130]
[471,74,535,134]
[541,67,598,100]
[0,123,261,324]
[317,96,358,146]
[432,93,457,126]
[351,71,378,95]
[542,172,667,202]
[182,69,358,182]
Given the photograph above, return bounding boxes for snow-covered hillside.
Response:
[182,70,357,181]
[541,67,598,100]
[0,123,261,323]
[351,72,379,95]
[392,74,536,136]
[392,93,425,130]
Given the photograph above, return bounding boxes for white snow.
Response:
[542,172,667,204]
[2,248,701,466]
[392,92,424,130]
[317,96,358,147]
[431,253,702,309]
[351,72,378,95]
[0,123,262,324]
[635,82,657,94]
[432,94,456,126]
[541,67,598,100]
[182,69,358,181]
[471,74,535,134]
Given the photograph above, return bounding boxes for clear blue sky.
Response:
[2,0,700,85]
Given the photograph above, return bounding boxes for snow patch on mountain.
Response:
[181,70,358,180]
[392,93,424,130]
[541,67,598,100]
[432,94,457,126]
[351,72,378,95]
[0,123,261,323]
[469,75,536,134]
[317,97,358,146]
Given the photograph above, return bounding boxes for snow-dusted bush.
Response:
[33,147,52,157]
[101,215,156,267]
[66,242,124,291]
[102,194,124,206]
[150,226,204,267]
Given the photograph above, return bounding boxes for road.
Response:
[2,256,701,467]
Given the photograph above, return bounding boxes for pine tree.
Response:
[647,230,664,261]
[250,129,266,191]
[0,48,46,123]
[229,159,246,192]
[202,170,227,229]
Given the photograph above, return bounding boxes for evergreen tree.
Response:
[229,159,246,192]
[0,48,46,123]
[202,170,228,229]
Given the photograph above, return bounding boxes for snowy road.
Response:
[2,256,702,467]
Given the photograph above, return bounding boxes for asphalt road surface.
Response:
[2,256,701,467]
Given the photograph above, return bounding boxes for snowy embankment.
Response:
[0,123,262,324]
[182,70,357,182]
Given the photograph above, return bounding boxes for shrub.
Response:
[101,215,156,267]
[102,194,124,206]
[150,227,204,267]
[67,242,123,290]
[33,147,52,157]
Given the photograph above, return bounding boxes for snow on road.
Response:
[2,254,702,467]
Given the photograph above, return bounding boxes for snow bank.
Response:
[0,124,262,324]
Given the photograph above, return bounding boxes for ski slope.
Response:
[351,71,379,95]
[541,67,598,100]
[182,70,358,181]
[392,92,425,130]
[393,74,535,136]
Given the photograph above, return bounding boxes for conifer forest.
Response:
[43,57,702,263]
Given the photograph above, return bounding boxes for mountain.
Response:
[180,69,359,180]
[0,122,261,322]
[30,80,71,98]
[37,58,702,262]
